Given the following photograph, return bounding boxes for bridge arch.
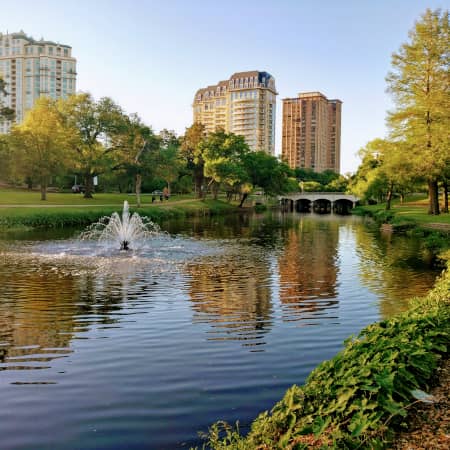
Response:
[278,192,360,215]
[295,198,311,212]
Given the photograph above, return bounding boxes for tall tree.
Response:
[113,113,159,207]
[59,93,124,198]
[199,129,250,200]
[9,97,73,200]
[156,130,183,195]
[243,152,293,197]
[386,8,450,215]
[180,122,206,198]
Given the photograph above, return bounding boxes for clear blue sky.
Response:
[3,0,448,173]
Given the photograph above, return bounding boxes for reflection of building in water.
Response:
[277,219,339,321]
[185,253,273,347]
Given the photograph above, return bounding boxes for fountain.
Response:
[80,201,160,251]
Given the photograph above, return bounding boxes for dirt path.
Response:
[392,357,450,449]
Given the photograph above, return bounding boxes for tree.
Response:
[0,76,15,122]
[180,122,206,198]
[155,130,183,195]
[243,152,293,197]
[113,113,159,207]
[9,97,73,200]
[350,141,387,203]
[59,93,124,198]
[199,130,250,200]
[350,138,417,208]
[386,8,450,215]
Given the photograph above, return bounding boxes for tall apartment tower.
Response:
[0,31,77,133]
[282,92,342,173]
[193,71,277,154]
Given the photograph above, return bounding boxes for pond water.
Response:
[0,212,438,449]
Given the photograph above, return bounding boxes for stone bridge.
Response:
[278,192,360,214]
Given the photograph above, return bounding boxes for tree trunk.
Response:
[428,179,440,215]
[442,181,448,213]
[385,182,394,210]
[84,174,94,199]
[212,182,219,200]
[135,173,142,208]
[400,193,405,204]
[239,192,248,208]
[40,181,47,201]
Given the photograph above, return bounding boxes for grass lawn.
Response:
[0,188,196,206]
[0,188,238,229]
[355,194,450,226]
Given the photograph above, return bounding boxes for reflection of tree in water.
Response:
[0,257,156,373]
[185,253,273,348]
[277,218,339,322]
[165,212,286,249]
[354,227,438,318]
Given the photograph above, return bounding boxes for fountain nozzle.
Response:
[120,241,130,251]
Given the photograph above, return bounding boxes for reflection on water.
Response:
[185,249,273,348]
[0,212,439,449]
[278,218,339,323]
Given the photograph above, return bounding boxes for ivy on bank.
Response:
[201,256,450,449]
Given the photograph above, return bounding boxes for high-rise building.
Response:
[0,31,77,133]
[282,92,342,173]
[193,71,277,154]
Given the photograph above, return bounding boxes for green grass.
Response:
[0,188,196,205]
[354,200,450,226]
[0,191,238,229]
[0,188,224,228]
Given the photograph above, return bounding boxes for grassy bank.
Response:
[201,255,450,449]
[0,198,237,229]
[353,197,450,229]
[353,200,450,261]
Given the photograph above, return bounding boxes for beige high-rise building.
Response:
[193,71,277,154]
[0,31,76,133]
[282,92,342,173]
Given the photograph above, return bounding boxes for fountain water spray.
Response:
[81,201,159,250]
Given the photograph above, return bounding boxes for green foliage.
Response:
[199,130,250,199]
[201,262,450,449]
[254,204,267,213]
[59,93,125,198]
[0,76,15,121]
[386,8,450,214]
[422,232,450,254]
[243,151,293,196]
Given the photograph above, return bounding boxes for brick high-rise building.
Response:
[193,71,277,154]
[0,31,76,133]
[282,92,342,173]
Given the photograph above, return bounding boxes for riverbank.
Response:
[0,197,240,230]
[353,202,450,262]
[201,254,450,449]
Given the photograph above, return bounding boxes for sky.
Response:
[2,0,448,173]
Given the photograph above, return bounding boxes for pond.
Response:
[0,211,438,449]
